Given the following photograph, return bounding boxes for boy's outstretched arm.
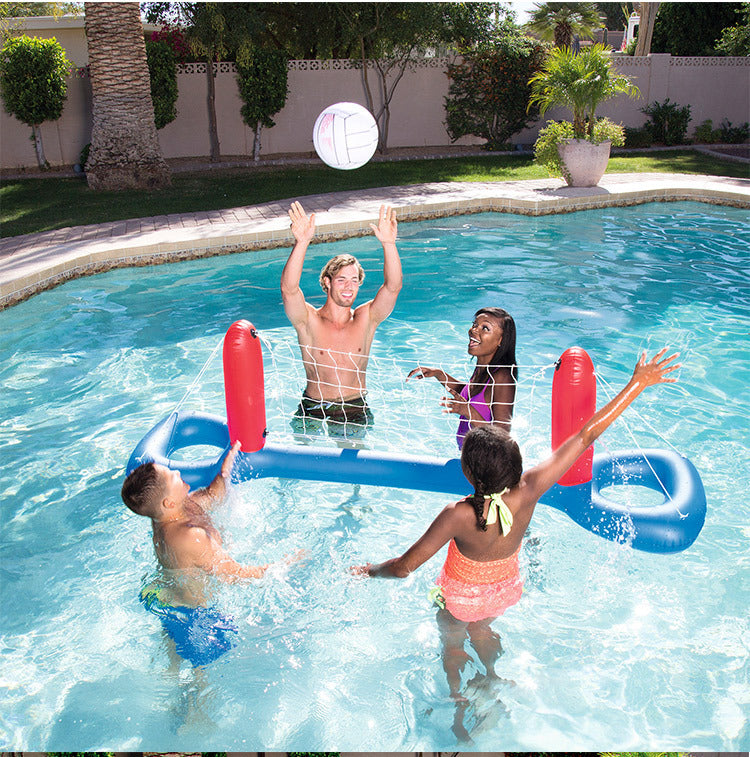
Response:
[192,441,241,510]
[520,348,681,506]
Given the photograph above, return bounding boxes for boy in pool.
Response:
[353,348,680,741]
[121,442,299,666]
[281,201,402,440]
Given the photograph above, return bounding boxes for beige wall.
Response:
[1,55,748,170]
[2,14,159,66]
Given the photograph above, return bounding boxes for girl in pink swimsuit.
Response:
[353,348,681,742]
[407,307,518,448]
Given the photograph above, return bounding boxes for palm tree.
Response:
[84,2,170,190]
[525,2,604,48]
[528,43,640,138]
[634,1,661,56]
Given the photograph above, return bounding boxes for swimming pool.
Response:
[1,201,748,750]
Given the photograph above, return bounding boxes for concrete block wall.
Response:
[1,55,748,170]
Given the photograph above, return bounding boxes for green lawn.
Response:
[1,150,747,238]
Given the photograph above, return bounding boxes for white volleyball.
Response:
[312,102,379,170]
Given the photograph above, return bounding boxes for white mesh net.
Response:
[258,327,557,457]
[170,326,558,459]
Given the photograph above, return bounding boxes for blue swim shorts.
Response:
[140,587,239,667]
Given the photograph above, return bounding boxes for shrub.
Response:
[444,31,548,150]
[717,118,750,143]
[534,117,624,176]
[715,3,750,56]
[0,34,70,168]
[236,47,289,160]
[624,125,653,148]
[693,119,717,144]
[145,38,178,130]
[528,44,639,139]
[150,24,191,63]
[641,98,692,145]
[651,2,742,56]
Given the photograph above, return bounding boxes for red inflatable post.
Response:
[223,320,267,452]
[551,346,596,486]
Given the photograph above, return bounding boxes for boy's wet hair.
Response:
[319,254,365,292]
[121,462,165,516]
[461,426,523,531]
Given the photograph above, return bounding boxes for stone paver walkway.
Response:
[1,172,748,309]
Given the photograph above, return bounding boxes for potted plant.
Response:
[528,44,640,186]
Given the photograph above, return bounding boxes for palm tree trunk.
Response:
[635,2,661,56]
[84,2,171,190]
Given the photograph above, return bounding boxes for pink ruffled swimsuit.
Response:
[436,539,523,623]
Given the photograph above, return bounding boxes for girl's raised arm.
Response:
[520,349,680,507]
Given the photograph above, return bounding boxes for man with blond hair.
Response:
[281,201,402,438]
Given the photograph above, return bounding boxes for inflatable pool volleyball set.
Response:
[128,320,707,555]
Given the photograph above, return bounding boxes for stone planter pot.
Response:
[557,138,612,187]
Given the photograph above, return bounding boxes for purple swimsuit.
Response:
[456,380,493,449]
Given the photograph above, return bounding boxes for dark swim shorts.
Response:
[140,587,238,667]
[290,393,374,439]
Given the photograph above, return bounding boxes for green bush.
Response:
[528,44,639,139]
[0,35,69,125]
[236,46,288,159]
[641,98,692,146]
[237,47,288,131]
[625,37,638,55]
[717,118,750,143]
[534,117,624,176]
[146,38,178,129]
[445,30,548,150]
[715,3,750,56]
[0,34,70,167]
[693,119,717,144]
[624,125,653,148]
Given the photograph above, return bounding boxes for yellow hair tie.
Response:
[486,488,513,535]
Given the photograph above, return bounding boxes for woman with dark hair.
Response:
[354,348,680,741]
[408,307,517,448]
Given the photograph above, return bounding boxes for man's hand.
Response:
[289,201,316,245]
[370,205,397,245]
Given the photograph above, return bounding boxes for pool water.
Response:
[1,201,748,750]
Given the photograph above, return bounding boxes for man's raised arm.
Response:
[368,205,402,324]
[281,201,316,327]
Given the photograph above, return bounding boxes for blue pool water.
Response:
[1,201,748,750]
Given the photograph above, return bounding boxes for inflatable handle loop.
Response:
[552,346,596,486]
[223,320,267,452]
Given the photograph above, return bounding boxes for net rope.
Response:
[594,370,688,516]
[259,330,557,456]
[166,328,685,517]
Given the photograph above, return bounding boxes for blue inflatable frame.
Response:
[127,409,707,554]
